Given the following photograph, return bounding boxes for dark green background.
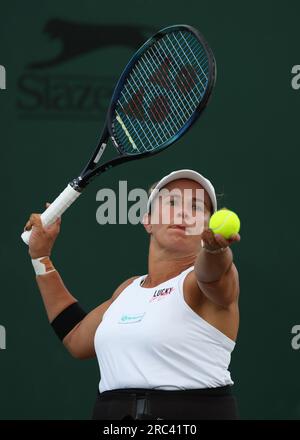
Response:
[0,0,299,420]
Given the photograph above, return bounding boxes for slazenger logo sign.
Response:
[149,287,174,302]
[16,19,152,120]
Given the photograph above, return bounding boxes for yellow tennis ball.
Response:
[209,209,240,239]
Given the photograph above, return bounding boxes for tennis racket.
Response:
[21,24,216,244]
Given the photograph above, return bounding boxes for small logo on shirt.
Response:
[149,287,174,302]
[118,312,146,324]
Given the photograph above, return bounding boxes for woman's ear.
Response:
[142,213,152,234]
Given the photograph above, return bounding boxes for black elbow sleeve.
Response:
[50,302,87,341]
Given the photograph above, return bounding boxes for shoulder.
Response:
[111,276,140,301]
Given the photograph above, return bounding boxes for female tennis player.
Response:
[24,169,241,420]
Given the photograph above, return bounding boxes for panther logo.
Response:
[28,19,154,69]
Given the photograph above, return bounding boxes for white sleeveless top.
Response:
[94,266,235,393]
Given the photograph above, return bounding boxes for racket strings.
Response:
[162,35,205,108]
[133,53,184,138]
[120,32,208,136]
[144,48,191,124]
[118,69,166,147]
[118,53,182,149]
[123,69,169,145]
[147,43,196,118]
[113,30,211,154]
[131,36,204,127]
[118,89,164,149]
[118,89,156,149]
[166,33,208,99]
[116,52,207,152]
[177,32,208,84]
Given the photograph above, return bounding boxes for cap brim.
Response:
[146,169,217,213]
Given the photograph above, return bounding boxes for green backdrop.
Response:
[0,0,299,420]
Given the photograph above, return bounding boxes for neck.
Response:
[143,239,196,287]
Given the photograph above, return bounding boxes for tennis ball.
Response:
[209,209,240,239]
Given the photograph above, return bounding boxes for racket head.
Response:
[107,24,216,157]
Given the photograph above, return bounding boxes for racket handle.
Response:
[21,184,81,245]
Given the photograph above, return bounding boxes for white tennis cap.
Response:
[147,169,217,213]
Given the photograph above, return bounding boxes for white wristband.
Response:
[31,256,56,276]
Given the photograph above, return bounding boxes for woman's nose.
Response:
[175,207,190,220]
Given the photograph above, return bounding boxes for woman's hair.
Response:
[147,181,158,215]
[147,181,158,197]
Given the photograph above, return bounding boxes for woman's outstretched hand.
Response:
[201,228,241,253]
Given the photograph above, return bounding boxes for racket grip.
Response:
[21,184,81,245]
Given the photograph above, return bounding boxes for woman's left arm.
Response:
[193,229,240,307]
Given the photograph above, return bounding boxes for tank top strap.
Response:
[133,274,147,287]
[177,265,195,287]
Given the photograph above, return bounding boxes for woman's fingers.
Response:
[231,233,241,241]
[225,233,241,245]
[201,228,241,251]
[201,229,219,250]
[24,204,61,235]
[214,233,229,248]
[24,220,32,231]
[24,213,43,231]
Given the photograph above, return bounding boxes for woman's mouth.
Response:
[169,225,187,232]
